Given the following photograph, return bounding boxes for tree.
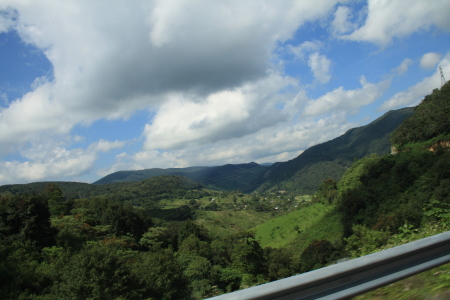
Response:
[44,183,67,216]
[264,247,293,281]
[231,239,267,277]
[178,234,211,259]
[314,178,338,204]
[299,240,336,272]
[0,194,56,248]
[133,249,190,300]
[52,244,141,299]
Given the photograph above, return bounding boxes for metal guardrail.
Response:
[207,230,450,300]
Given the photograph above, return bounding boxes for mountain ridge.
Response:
[93,107,414,193]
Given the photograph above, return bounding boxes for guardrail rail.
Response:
[207,230,450,300]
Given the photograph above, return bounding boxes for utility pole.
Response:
[440,65,446,88]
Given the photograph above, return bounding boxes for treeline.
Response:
[0,175,207,209]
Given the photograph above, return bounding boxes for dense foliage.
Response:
[391,82,450,149]
[335,82,450,237]
[0,183,321,299]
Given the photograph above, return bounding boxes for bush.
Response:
[299,240,337,273]
[345,225,389,257]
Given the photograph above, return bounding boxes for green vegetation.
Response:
[391,83,450,150]
[1,83,450,299]
[195,210,273,239]
[254,203,334,248]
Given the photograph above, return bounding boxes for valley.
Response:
[1,83,450,299]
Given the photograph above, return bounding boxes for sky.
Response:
[0,0,449,185]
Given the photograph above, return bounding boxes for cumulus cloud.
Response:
[0,0,341,155]
[142,72,296,150]
[0,8,16,33]
[138,112,352,168]
[341,0,450,46]
[331,6,355,35]
[94,140,126,153]
[96,150,188,178]
[420,52,442,69]
[0,139,125,185]
[308,52,332,84]
[289,40,323,60]
[380,54,450,110]
[392,58,413,75]
[304,76,390,116]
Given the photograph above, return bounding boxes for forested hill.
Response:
[256,107,415,194]
[391,84,450,151]
[0,175,204,206]
[94,162,268,193]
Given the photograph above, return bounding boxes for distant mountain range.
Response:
[93,163,268,193]
[93,107,415,193]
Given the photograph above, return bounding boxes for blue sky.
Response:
[0,0,449,185]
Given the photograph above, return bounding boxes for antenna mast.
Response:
[440,65,446,88]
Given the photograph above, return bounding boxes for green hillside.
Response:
[253,203,336,248]
[257,107,414,194]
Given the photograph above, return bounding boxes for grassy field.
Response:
[194,210,274,239]
[253,203,336,248]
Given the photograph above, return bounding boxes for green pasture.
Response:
[253,203,335,248]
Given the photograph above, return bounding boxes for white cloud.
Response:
[0,139,126,185]
[380,54,450,110]
[0,92,7,105]
[308,52,332,84]
[420,52,442,69]
[101,107,353,172]
[0,147,95,184]
[341,0,450,46]
[0,8,16,33]
[304,76,390,116]
[142,72,296,150]
[392,58,413,75]
[182,111,353,166]
[94,139,126,153]
[96,150,189,178]
[289,40,323,60]
[331,6,355,35]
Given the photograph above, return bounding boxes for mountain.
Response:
[256,107,415,193]
[94,162,268,193]
[94,107,414,194]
